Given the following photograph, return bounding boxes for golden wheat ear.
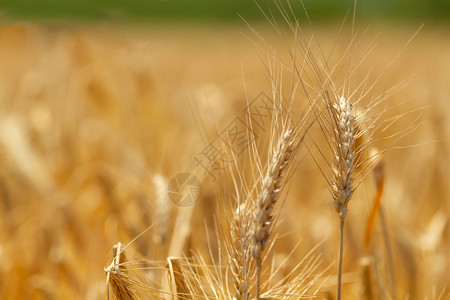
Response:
[166,257,190,299]
[251,128,298,300]
[230,203,251,300]
[330,96,356,221]
[105,239,174,299]
[105,242,138,300]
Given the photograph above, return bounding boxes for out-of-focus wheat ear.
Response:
[167,206,194,258]
[329,96,356,300]
[105,242,137,300]
[153,174,170,250]
[359,257,374,300]
[230,204,250,300]
[361,149,397,299]
[363,150,384,249]
[252,128,296,300]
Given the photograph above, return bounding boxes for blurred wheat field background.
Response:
[0,9,449,300]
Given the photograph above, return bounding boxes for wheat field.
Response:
[0,15,448,300]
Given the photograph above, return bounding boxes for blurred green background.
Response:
[0,0,449,24]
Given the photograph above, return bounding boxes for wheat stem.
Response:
[256,258,262,300]
[337,218,344,300]
[380,208,397,299]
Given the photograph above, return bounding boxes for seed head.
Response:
[331,96,355,220]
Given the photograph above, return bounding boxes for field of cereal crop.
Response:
[0,3,449,299]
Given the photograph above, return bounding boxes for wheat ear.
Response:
[330,96,355,300]
[231,204,250,300]
[105,242,137,300]
[252,129,295,300]
[360,257,374,300]
[166,257,189,299]
[153,174,170,250]
[331,96,356,221]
